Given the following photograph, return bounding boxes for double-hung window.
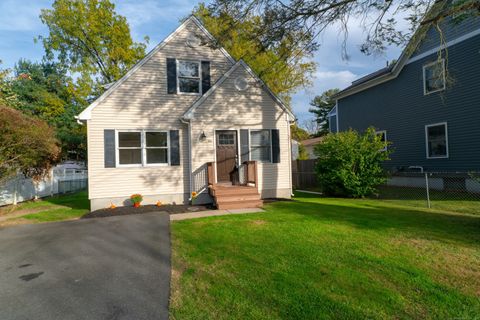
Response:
[250,130,272,162]
[145,132,169,164]
[118,132,142,165]
[376,130,388,152]
[117,131,169,166]
[177,60,201,94]
[425,123,448,159]
[423,59,445,95]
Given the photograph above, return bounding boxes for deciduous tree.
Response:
[206,0,479,58]
[38,0,149,95]
[0,105,60,181]
[194,3,316,104]
[11,60,87,160]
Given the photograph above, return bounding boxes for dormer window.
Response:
[177,60,201,94]
[423,59,445,95]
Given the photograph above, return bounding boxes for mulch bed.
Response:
[82,204,214,219]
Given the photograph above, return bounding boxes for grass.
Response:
[302,186,480,215]
[0,191,89,224]
[170,192,480,320]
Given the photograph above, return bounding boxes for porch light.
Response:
[200,131,207,141]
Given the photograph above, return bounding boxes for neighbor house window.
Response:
[327,105,338,133]
[145,132,168,164]
[376,130,388,151]
[250,130,272,162]
[117,131,169,166]
[425,123,448,159]
[423,59,445,95]
[118,132,142,165]
[177,60,201,94]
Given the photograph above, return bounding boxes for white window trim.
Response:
[423,59,446,95]
[116,130,170,167]
[249,129,273,163]
[176,59,202,95]
[144,130,170,167]
[376,130,388,152]
[328,104,338,133]
[425,122,449,159]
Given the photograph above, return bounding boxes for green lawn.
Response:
[170,192,480,319]
[1,191,89,224]
[302,186,480,215]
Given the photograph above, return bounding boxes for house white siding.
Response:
[86,19,233,210]
[82,17,293,210]
[190,66,292,199]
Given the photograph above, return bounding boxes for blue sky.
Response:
[0,0,404,125]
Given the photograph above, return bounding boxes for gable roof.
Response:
[182,60,295,121]
[301,136,324,146]
[334,1,448,100]
[76,15,235,120]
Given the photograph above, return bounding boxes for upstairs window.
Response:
[425,123,448,159]
[177,60,201,94]
[423,59,445,95]
[250,130,272,162]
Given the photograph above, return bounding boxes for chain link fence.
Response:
[291,159,480,215]
[375,172,480,215]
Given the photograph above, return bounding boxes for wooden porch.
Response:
[207,161,263,210]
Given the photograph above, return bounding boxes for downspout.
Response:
[287,114,295,197]
[180,117,193,201]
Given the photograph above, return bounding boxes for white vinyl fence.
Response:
[0,168,88,206]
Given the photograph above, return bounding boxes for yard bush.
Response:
[314,127,391,197]
[0,105,60,181]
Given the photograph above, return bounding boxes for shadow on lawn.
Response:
[271,195,480,246]
[43,191,90,211]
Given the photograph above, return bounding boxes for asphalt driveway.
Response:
[0,212,170,320]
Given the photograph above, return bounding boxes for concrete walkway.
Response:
[170,208,264,221]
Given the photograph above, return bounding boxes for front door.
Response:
[215,130,238,182]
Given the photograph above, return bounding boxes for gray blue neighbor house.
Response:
[331,11,480,175]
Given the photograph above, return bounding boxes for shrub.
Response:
[0,105,60,182]
[314,127,391,197]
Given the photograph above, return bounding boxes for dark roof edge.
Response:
[334,1,447,100]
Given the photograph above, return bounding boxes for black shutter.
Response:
[240,129,250,164]
[201,61,211,94]
[104,129,116,168]
[167,58,177,94]
[170,130,180,166]
[271,129,280,163]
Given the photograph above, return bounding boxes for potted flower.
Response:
[130,194,143,208]
[191,191,198,205]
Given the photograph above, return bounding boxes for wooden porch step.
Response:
[216,194,261,202]
[210,186,259,196]
[209,184,262,210]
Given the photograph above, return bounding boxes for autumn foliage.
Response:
[0,105,60,181]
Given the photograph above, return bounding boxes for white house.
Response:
[77,16,295,211]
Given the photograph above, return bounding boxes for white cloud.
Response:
[313,70,357,91]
